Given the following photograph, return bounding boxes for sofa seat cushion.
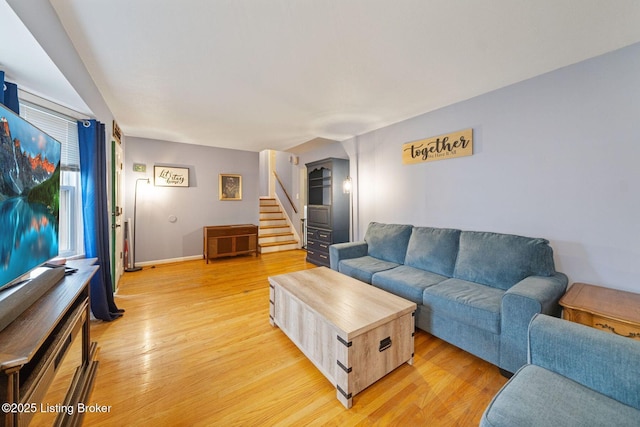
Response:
[371,265,448,304]
[338,256,400,284]
[405,227,461,277]
[481,365,640,427]
[454,231,556,290]
[364,222,413,264]
[422,278,503,334]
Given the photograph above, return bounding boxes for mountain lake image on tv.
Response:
[0,103,61,291]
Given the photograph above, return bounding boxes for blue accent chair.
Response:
[481,314,640,426]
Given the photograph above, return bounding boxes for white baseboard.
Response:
[136,255,203,267]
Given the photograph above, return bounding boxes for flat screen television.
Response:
[0,102,61,292]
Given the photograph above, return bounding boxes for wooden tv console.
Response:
[0,258,99,427]
[203,224,258,262]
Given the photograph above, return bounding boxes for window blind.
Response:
[19,101,80,171]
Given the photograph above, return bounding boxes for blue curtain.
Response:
[0,71,20,114]
[78,119,124,321]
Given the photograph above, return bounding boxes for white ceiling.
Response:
[4,1,640,152]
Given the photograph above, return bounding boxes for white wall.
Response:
[342,42,640,293]
[258,150,270,196]
[124,137,259,264]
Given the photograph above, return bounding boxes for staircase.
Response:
[259,197,299,254]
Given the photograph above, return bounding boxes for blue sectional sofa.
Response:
[481,314,640,426]
[329,222,568,374]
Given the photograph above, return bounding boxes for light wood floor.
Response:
[82,250,506,426]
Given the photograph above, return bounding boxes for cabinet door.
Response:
[308,205,331,229]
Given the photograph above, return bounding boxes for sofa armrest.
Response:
[499,273,568,373]
[529,313,640,410]
[329,241,368,271]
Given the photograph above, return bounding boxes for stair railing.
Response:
[273,171,298,214]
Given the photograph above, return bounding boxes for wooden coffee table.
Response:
[269,267,416,408]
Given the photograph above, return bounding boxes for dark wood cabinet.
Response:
[203,224,258,262]
[305,158,350,267]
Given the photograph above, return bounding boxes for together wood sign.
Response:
[402,128,473,165]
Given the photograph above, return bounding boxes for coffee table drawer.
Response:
[335,311,414,403]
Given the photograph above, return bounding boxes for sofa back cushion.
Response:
[405,227,461,277]
[453,231,556,290]
[364,222,413,264]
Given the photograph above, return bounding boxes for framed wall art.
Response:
[154,166,189,187]
[219,174,242,200]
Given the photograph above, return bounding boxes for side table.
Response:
[559,282,640,340]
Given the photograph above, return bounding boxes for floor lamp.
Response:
[125,178,149,272]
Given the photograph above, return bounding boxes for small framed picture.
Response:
[219,174,242,200]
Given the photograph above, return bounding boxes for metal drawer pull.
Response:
[379,337,392,352]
